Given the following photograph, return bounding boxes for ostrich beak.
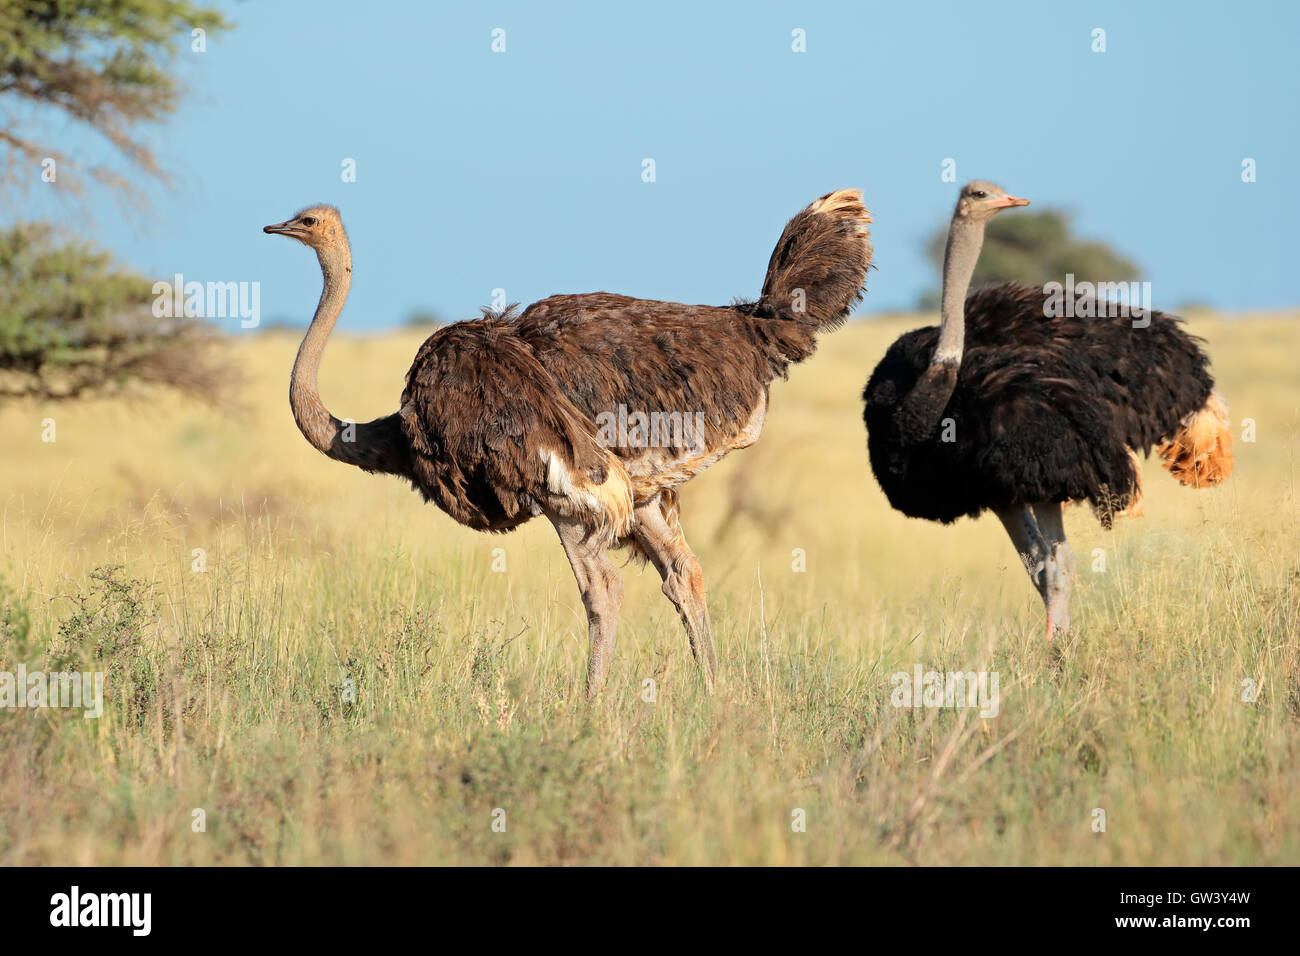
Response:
[263,219,297,236]
[991,195,1030,209]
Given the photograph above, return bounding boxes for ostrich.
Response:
[863,181,1231,638]
[265,190,871,695]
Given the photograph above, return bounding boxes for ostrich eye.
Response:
[301,216,318,227]
[972,190,987,199]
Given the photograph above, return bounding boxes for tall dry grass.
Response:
[0,314,1296,864]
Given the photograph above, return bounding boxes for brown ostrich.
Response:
[265,190,871,696]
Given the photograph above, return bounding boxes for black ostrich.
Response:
[863,181,1232,637]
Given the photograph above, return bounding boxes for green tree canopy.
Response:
[918,209,1141,310]
[0,0,228,188]
[0,223,227,400]
[0,1,231,403]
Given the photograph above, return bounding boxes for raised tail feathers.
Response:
[756,188,872,332]
[1158,389,1234,488]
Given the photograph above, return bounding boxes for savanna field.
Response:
[0,313,1296,866]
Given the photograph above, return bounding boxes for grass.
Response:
[1,312,1297,865]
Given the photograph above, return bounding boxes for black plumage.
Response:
[864,282,1216,527]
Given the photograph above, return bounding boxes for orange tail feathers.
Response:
[1158,389,1234,488]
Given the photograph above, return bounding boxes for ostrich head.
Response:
[931,181,1031,366]
[264,205,347,249]
[264,205,350,272]
[954,181,1030,222]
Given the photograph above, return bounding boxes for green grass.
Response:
[1,314,1297,865]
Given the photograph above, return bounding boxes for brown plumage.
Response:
[399,315,635,543]
[265,189,871,696]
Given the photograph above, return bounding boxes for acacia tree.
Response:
[0,0,227,188]
[0,0,230,402]
[918,209,1141,310]
[0,223,228,400]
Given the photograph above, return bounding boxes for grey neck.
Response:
[932,217,985,366]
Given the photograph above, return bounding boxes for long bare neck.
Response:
[290,241,410,477]
[889,214,986,444]
[932,217,985,365]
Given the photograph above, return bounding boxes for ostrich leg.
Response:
[632,495,719,693]
[551,515,624,698]
[994,505,1053,637]
[1031,501,1074,638]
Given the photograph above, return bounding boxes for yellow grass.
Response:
[1,314,1297,865]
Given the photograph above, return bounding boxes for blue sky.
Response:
[16,0,1299,329]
